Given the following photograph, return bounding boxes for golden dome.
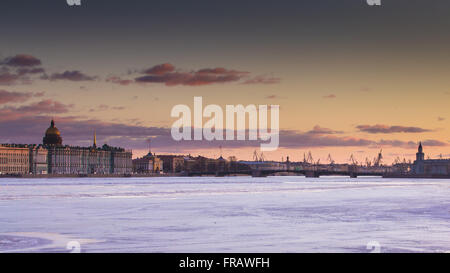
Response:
[43,119,63,145]
[46,127,60,135]
[45,120,60,136]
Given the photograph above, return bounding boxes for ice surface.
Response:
[1,176,449,252]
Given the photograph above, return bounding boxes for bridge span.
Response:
[185,169,386,178]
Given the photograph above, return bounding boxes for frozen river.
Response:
[1,176,449,253]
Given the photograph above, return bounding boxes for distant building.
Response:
[132,152,163,173]
[0,144,30,175]
[43,120,132,175]
[29,145,48,174]
[157,155,185,173]
[413,142,450,175]
[0,120,133,175]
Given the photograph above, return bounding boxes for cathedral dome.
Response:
[43,120,63,145]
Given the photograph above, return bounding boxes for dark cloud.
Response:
[422,139,448,147]
[377,139,447,149]
[0,72,21,85]
[135,66,249,86]
[106,75,133,85]
[107,63,280,87]
[438,117,445,121]
[17,67,45,76]
[42,70,97,82]
[2,54,42,67]
[0,115,170,148]
[0,90,32,104]
[0,112,447,152]
[242,75,281,84]
[0,100,73,121]
[356,124,431,134]
[15,99,73,115]
[307,125,343,135]
[143,63,175,75]
[89,104,125,112]
[0,55,45,85]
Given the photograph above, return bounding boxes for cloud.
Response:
[2,54,42,67]
[279,130,373,148]
[0,100,73,122]
[143,63,175,75]
[106,76,133,86]
[356,124,431,134]
[42,70,97,81]
[242,75,281,85]
[323,94,336,99]
[106,63,280,87]
[0,112,447,152]
[0,55,45,85]
[0,115,170,148]
[0,72,21,85]
[135,66,249,86]
[89,104,126,112]
[15,99,73,115]
[0,90,43,104]
[438,117,445,121]
[422,139,448,147]
[376,139,447,149]
[17,67,45,76]
[307,125,344,135]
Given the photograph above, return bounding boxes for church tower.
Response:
[416,142,425,161]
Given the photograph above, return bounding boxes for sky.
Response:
[1,0,450,163]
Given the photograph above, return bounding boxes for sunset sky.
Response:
[1,0,449,163]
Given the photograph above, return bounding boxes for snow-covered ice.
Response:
[0,176,449,253]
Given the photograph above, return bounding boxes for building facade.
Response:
[413,142,450,175]
[132,152,163,173]
[0,120,132,175]
[29,145,48,174]
[157,155,185,173]
[0,144,30,175]
[43,120,132,175]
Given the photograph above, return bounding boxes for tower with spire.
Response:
[93,129,97,149]
[416,142,424,161]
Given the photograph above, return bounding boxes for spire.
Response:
[416,141,424,161]
[93,129,97,148]
[51,119,55,128]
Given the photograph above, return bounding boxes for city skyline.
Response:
[1,0,450,163]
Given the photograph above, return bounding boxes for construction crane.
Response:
[327,154,335,165]
[253,150,259,161]
[253,150,265,162]
[349,154,358,165]
[365,157,372,167]
[373,149,383,167]
[306,151,314,164]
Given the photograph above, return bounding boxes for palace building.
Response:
[0,144,30,175]
[0,120,132,175]
[43,120,132,175]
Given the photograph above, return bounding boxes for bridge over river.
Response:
[185,166,387,178]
